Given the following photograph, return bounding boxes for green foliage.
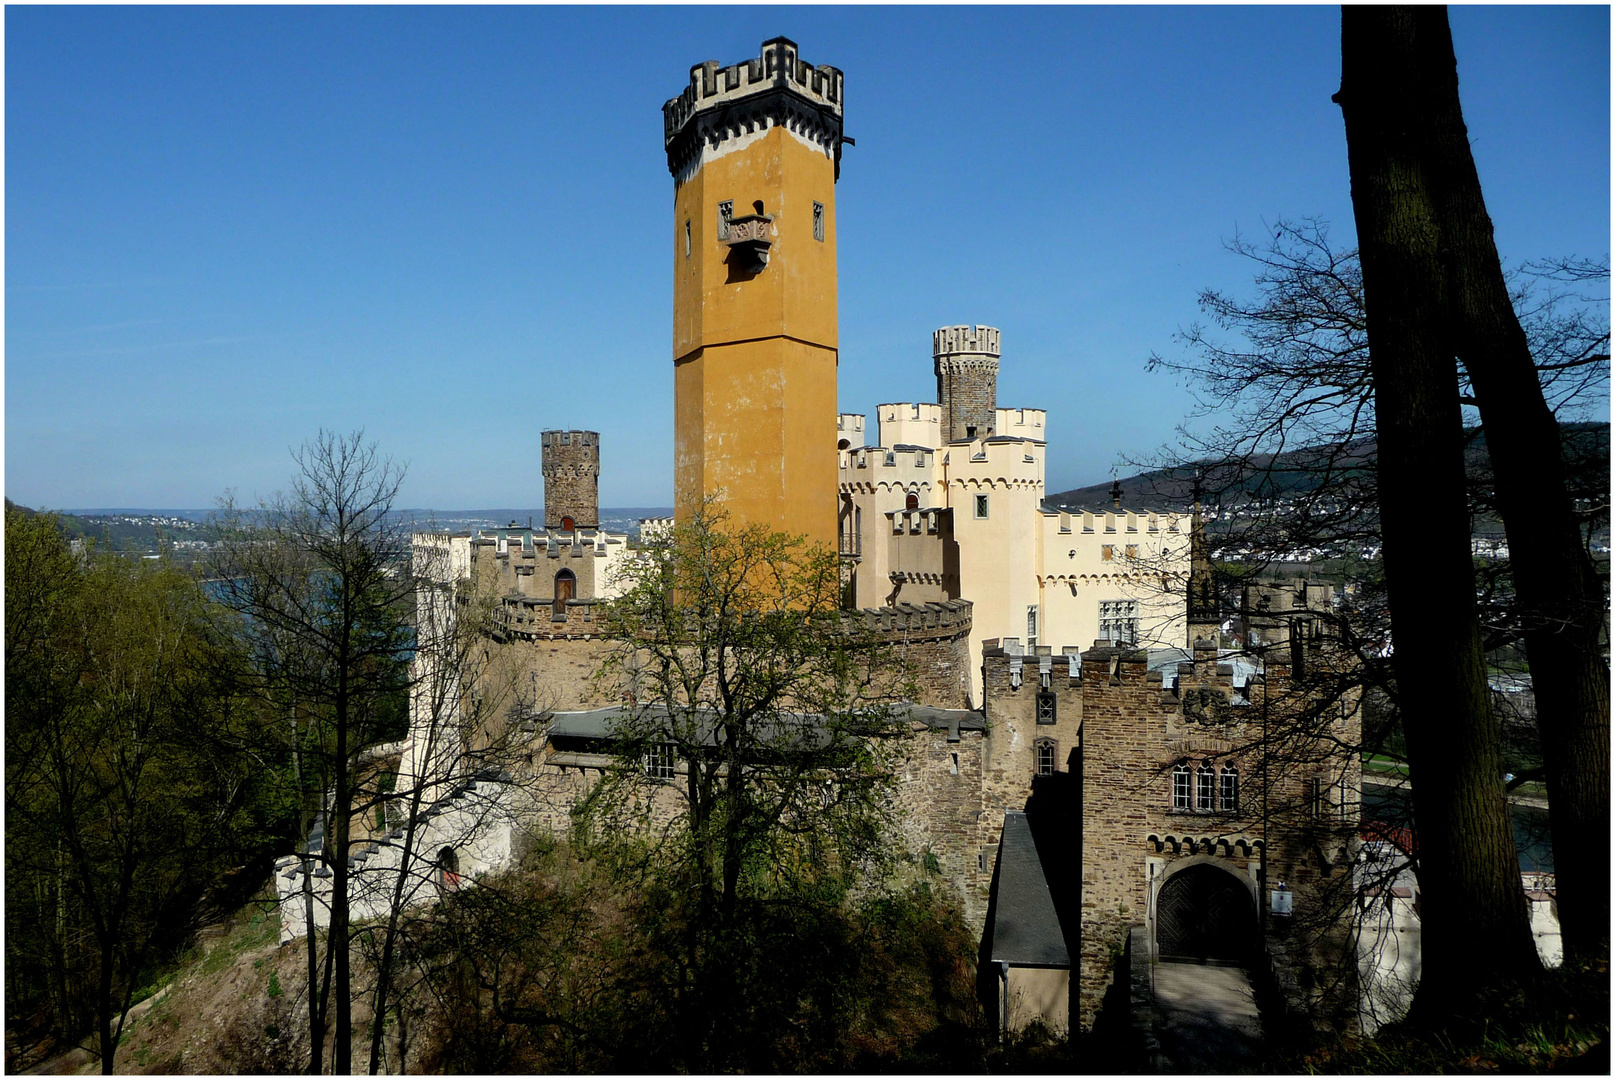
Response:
[413,844,986,1074]
[5,504,277,1063]
[267,972,283,1000]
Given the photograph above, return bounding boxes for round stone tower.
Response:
[541,430,599,530]
[933,325,1000,443]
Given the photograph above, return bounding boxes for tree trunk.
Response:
[368,756,427,1074]
[332,700,352,1076]
[294,741,326,1076]
[1392,6,1610,961]
[1335,4,1541,1016]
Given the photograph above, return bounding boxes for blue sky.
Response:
[6,6,1608,510]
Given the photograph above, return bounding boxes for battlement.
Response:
[541,429,600,529]
[541,430,597,449]
[663,38,845,179]
[932,325,1001,359]
[843,599,972,642]
[664,38,843,142]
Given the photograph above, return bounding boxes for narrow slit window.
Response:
[813,201,825,241]
[718,200,733,241]
[684,219,691,257]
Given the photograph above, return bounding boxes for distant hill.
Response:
[7,503,680,552]
[1047,422,1609,513]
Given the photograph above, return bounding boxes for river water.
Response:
[1361,782,1554,873]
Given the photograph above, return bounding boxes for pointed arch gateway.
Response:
[1154,861,1259,966]
[553,568,576,618]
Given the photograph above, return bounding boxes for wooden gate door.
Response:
[1156,863,1257,965]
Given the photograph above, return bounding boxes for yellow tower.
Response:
[663,37,843,549]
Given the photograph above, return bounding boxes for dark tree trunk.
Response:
[332,696,352,1076]
[1335,4,1541,1016]
[1392,7,1610,962]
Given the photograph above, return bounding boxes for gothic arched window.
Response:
[1172,764,1191,810]
[1196,765,1216,812]
[1220,766,1240,814]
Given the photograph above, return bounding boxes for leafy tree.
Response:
[577,501,910,1070]
[6,507,263,1074]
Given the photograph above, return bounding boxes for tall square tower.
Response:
[664,38,843,547]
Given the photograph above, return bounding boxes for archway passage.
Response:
[1156,863,1258,965]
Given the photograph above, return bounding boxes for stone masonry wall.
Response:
[1076,644,1174,1028]
[541,429,600,528]
[891,725,992,932]
[933,325,1000,443]
[850,600,974,710]
[979,644,1083,854]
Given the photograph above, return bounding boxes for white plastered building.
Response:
[838,325,1192,706]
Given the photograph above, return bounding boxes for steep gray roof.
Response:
[991,812,1070,968]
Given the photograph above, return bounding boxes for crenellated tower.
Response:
[664,37,843,548]
[541,429,600,530]
[934,325,1001,443]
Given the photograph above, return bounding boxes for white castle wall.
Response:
[877,402,944,449]
[274,781,519,944]
[1037,506,1191,656]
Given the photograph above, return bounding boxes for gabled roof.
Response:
[990,811,1070,967]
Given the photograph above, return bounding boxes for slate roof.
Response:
[544,703,985,746]
[990,811,1070,968]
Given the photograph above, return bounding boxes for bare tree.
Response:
[1400,5,1610,961]
[212,430,413,1074]
[1335,5,1541,1016]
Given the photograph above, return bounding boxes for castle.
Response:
[280,37,1367,1041]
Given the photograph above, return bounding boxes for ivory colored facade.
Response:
[839,325,1192,706]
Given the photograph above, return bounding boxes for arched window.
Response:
[1220,766,1239,814]
[1196,765,1215,812]
[561,515,575,531]
[1035,738,1057,777]
[905,491,919,511]
[553,569,576,619]
[438,847,460,889]
[1172,764,1191,810]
